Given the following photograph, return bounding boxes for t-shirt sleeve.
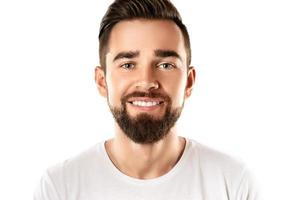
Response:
[34,171,61,200]
[235,167,261,200]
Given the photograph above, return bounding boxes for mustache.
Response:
[121,91,171,104]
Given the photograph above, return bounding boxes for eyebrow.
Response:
[154,49,182,62]
[112,49,182,62]
[113,51,140,62]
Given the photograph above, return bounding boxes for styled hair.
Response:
[98,0,191,72]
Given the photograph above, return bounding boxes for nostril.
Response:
[135,81,159,90]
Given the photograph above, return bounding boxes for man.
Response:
[34,0,260,199]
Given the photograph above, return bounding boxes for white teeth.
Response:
[132,101,160,107]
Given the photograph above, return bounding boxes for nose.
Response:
[136,80,159,91]
[135,67,159,91]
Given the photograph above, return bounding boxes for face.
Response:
[95,19,195,144]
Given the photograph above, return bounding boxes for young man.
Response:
[35,0,260,199]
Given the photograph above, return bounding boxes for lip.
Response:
[127,97,164,103]
[127,101,163,111]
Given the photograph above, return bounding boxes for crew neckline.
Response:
[99,137,191,185]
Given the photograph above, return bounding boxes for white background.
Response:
[0,0,299,199]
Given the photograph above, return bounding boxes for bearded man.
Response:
[34,0,260,199]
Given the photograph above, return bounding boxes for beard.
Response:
[108,91,183,144]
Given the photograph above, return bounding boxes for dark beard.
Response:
[109,91,183,144]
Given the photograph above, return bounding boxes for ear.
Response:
[95,66,107,97]
[185,66,196,98]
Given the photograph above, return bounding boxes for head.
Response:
[95,0,196,144]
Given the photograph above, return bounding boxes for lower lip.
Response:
[127,102,163,111]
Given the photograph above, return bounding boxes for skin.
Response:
[95,19,196,179]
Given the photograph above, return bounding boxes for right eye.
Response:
[121,63,134,70]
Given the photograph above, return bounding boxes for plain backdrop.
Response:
[0,0,299,199]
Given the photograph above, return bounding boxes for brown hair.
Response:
[98,0,191,73]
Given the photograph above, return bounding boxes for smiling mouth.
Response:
[128,100,164,107]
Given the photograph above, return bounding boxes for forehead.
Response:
[107,19,186,61]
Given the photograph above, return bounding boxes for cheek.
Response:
[160,73,187,106]
[173,81,187,106]
[106,72,131,104]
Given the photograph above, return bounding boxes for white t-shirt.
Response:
[34,138,260,200]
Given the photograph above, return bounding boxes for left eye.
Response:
[158,63,175,70]
[121,63,134,70]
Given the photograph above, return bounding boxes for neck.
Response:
[104,125,186,179]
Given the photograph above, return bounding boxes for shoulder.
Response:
[186,138,260,199]
[34,143,103,199]
[187,138,249,182]
[46,142,102,182]
[188,138,246,169]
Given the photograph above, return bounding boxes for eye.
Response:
[158,63,175,70]
[121,63,134,70]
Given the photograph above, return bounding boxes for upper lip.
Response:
[127,97,164,103]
